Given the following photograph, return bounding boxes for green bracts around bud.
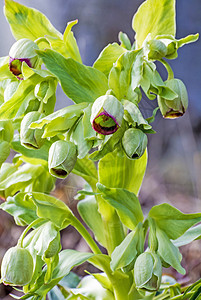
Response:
[9,38,40,80]
[20,111,45,149]
[158,79,188,119]
[1,246,34,286]
[90,95,124,135]
[147,39,168,60]
[122,128,147,159]
[134,252,162,292]
[48,140,77,178]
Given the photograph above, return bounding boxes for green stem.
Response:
[17,218,46,248]
[71,216,102,255]
[35,37,50,46]
[96,194,125,255]
[158,59,174,80]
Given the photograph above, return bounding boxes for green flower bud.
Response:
[0,120,14,143]
[0,141,10,167]
[1,246,34,286]
[134,252,162,292]
[20,111,45,149]
[48,140,77,178]
[147,39,167,60]
[122,128,147,159]
[90,95,124,135]
[44,232,60,258]
[158,79,188,119]
[9,38,39,80]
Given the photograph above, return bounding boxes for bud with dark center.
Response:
[122,128,147,159]
[48,140,77,178]
[9,38,39,80]
[90,95,124,135]
[157,79,188,119]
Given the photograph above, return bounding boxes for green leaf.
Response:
[156,226,185,275]
[0,74,41,120]
[0,192,38,225]
[97,183,143,230]
[110,223,143,271]
[177,33,199,48]
[63,20,82,63]
[123,100,152,130]
[93,43,126,77]
[77,196,106,247]
[109,49,143,102]
[173,224,201,247]
[11,134,50,162]
[70,117,93,159]
[98,148,147,195]
[30,103,88,138]
[37,49,108,104]
[133,0,176,48]
[0,163,44,197]
[149,203,201,240]
[89,127,124,161]
[31,192,74,229]
[4,0,62,41]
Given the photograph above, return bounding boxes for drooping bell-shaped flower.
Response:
[122,128,147,159]
[48,140,77,178]
[9,38,39,80]
[90,95,124,135]
[1,246,34,286]
[158,79,188,119]
[20,111,45,149]
[134,251,162,292]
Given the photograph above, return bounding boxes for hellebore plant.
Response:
[0,0,200,299]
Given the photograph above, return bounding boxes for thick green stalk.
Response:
[71,216,102,254]
[96,194,125,255]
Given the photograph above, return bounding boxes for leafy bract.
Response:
[110,223,143,271]
[31,192,74,229]
[30,103,88,138]
[149,203,201,240]
[133,0,176,48]
[173,224,201,247]
[156,227,185,275]
[37,49,108,104]
[0,192,38,225]
[93,43,126,77]
[4,0,62,40]
[109,49,143,102]
[97,183,144,230]
[98,148,147,195]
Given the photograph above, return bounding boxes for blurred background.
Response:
[0,0,201,298]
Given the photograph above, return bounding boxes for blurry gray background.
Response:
[0,2,201,297]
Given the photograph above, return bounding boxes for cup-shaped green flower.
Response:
[9,38,39,80]
[1,246,34,286]
[20,111,45,149]
[48,140,77,178]
[158,79,188,119]
[134,252,162,292]
[90,95,124,135]
[147,39,168,60]
[122,128,147,159]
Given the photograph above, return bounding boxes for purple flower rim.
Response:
[9,57,32,80]
[92,110,120,135]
